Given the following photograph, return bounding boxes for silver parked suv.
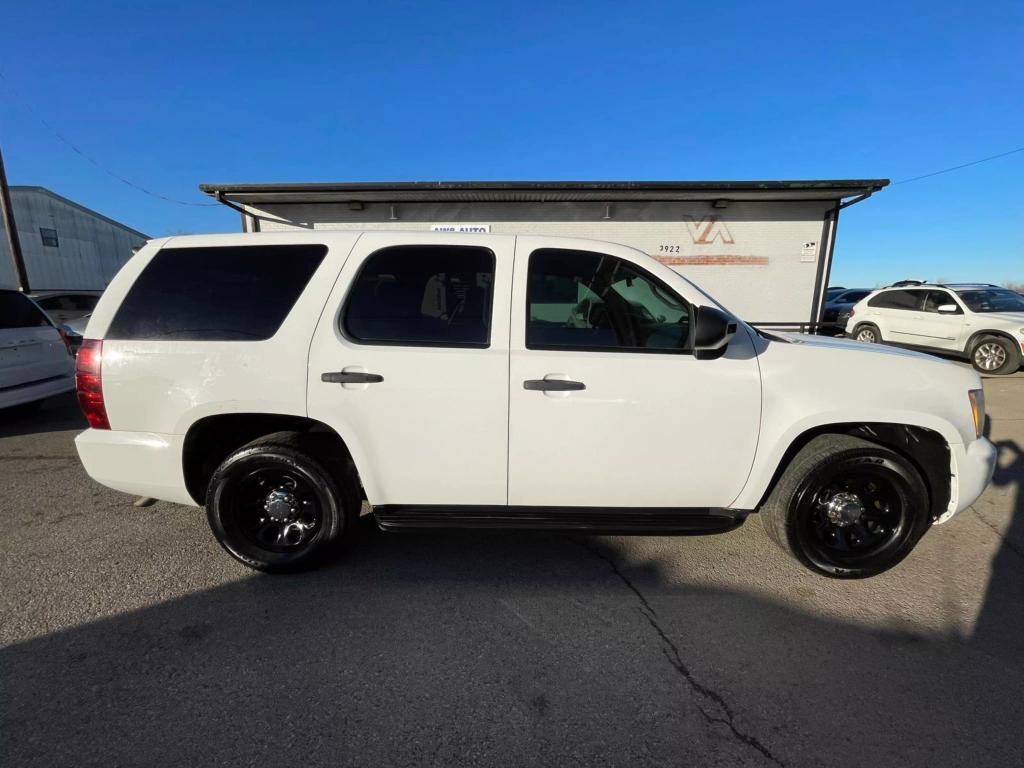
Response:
[846,282,1024,375]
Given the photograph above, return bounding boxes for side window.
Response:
[868,289,923,310]
[107,244,327,341]
[0,292,50,329]
[923,290,962,313]
[342,245,495,347]
[526,248,690,352]
[71,295,99,311]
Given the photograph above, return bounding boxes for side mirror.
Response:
[937,304,959,314]
[693,305,737,360]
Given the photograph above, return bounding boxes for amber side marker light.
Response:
[76,339,110,429]
[968,389,985,439]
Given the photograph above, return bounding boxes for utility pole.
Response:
[0,144,30,292]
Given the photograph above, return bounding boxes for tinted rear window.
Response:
[342,245,495,347]
[0,292,50,329]
[867,289,924,310]
[107,245,327,341]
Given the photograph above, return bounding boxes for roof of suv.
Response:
[876,282,1003,292]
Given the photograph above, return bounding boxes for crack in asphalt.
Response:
[573,538,785,767]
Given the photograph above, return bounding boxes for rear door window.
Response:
[106,244,327,341]
[342,245,495,347]
[867,290,925,310]
[0,292,50,329]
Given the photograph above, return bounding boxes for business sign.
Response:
[430,224,491,234]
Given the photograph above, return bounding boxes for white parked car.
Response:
[74,232,996,578]
[1,289,75,410]
[846,282,1024,375]
[29,291,101,326]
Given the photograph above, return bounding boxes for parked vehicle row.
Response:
[73,232,995,580]
[842,281,1024,375]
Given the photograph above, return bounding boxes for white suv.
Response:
[846,282,1024,375]
[74,232,996,578]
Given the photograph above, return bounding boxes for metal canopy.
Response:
[200,179,890,205]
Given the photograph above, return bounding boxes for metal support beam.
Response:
[0,146,29,292]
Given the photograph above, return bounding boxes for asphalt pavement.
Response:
[1,377,1022,768]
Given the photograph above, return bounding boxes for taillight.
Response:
[76,339,110,429]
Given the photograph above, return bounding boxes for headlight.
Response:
[968,389,985,439]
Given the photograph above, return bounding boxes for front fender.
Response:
[731,335,979,510]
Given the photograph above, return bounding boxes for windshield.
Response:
[955,288,1024,313]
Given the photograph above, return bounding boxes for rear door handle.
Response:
[322,371,384,384]
[523,378,585,392]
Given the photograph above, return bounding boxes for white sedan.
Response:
[1,289,75,410]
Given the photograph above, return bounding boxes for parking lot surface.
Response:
[2,375,1022,767]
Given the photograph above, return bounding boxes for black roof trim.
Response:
[199,179,889,205]
[201,179,889,194]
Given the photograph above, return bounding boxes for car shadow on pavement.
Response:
[0,392,84,438]
[3,503,1024,768]
[973,425,1024,650]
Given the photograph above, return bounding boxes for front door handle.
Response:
[322,371,384,384]
[523,378,586,392]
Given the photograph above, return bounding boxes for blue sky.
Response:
[1,0,1021,287]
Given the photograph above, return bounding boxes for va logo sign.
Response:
[684,215,735,245]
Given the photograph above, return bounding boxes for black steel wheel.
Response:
[761,434,931,578]
[206,432,357,572]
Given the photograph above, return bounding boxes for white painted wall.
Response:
[244,200,830,322]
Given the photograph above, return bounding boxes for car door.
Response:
[906,290,966,350]
[873,289,927,342]
[307,233,512,507]
[507,238,761,509]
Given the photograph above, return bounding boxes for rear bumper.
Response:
[74,428,196,506]
[937,437,997,523]
[0,374,74,409]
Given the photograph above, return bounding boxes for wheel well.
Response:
[182,413,356,505]
[759,423,951,521]
[966,329,1019,355]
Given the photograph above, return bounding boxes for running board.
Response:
[373,505,747,535]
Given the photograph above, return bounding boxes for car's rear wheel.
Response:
[206,432,359,573]
[761,434,931,578]
[852,323,881,343]
[970,335,1020,375]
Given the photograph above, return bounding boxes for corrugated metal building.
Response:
[0,186,149,291]
[200,180,887,324]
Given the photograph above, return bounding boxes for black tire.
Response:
[761,434,931,578]
[205,431,359,573]
[969,334,1021,375]
[852,323,881,344]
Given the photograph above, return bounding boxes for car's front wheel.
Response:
[206,432,359,572]
[761,434,931,578]
[970,335,1021,375]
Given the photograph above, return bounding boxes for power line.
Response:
[0,69,219,207]
[894,145,1024,185]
